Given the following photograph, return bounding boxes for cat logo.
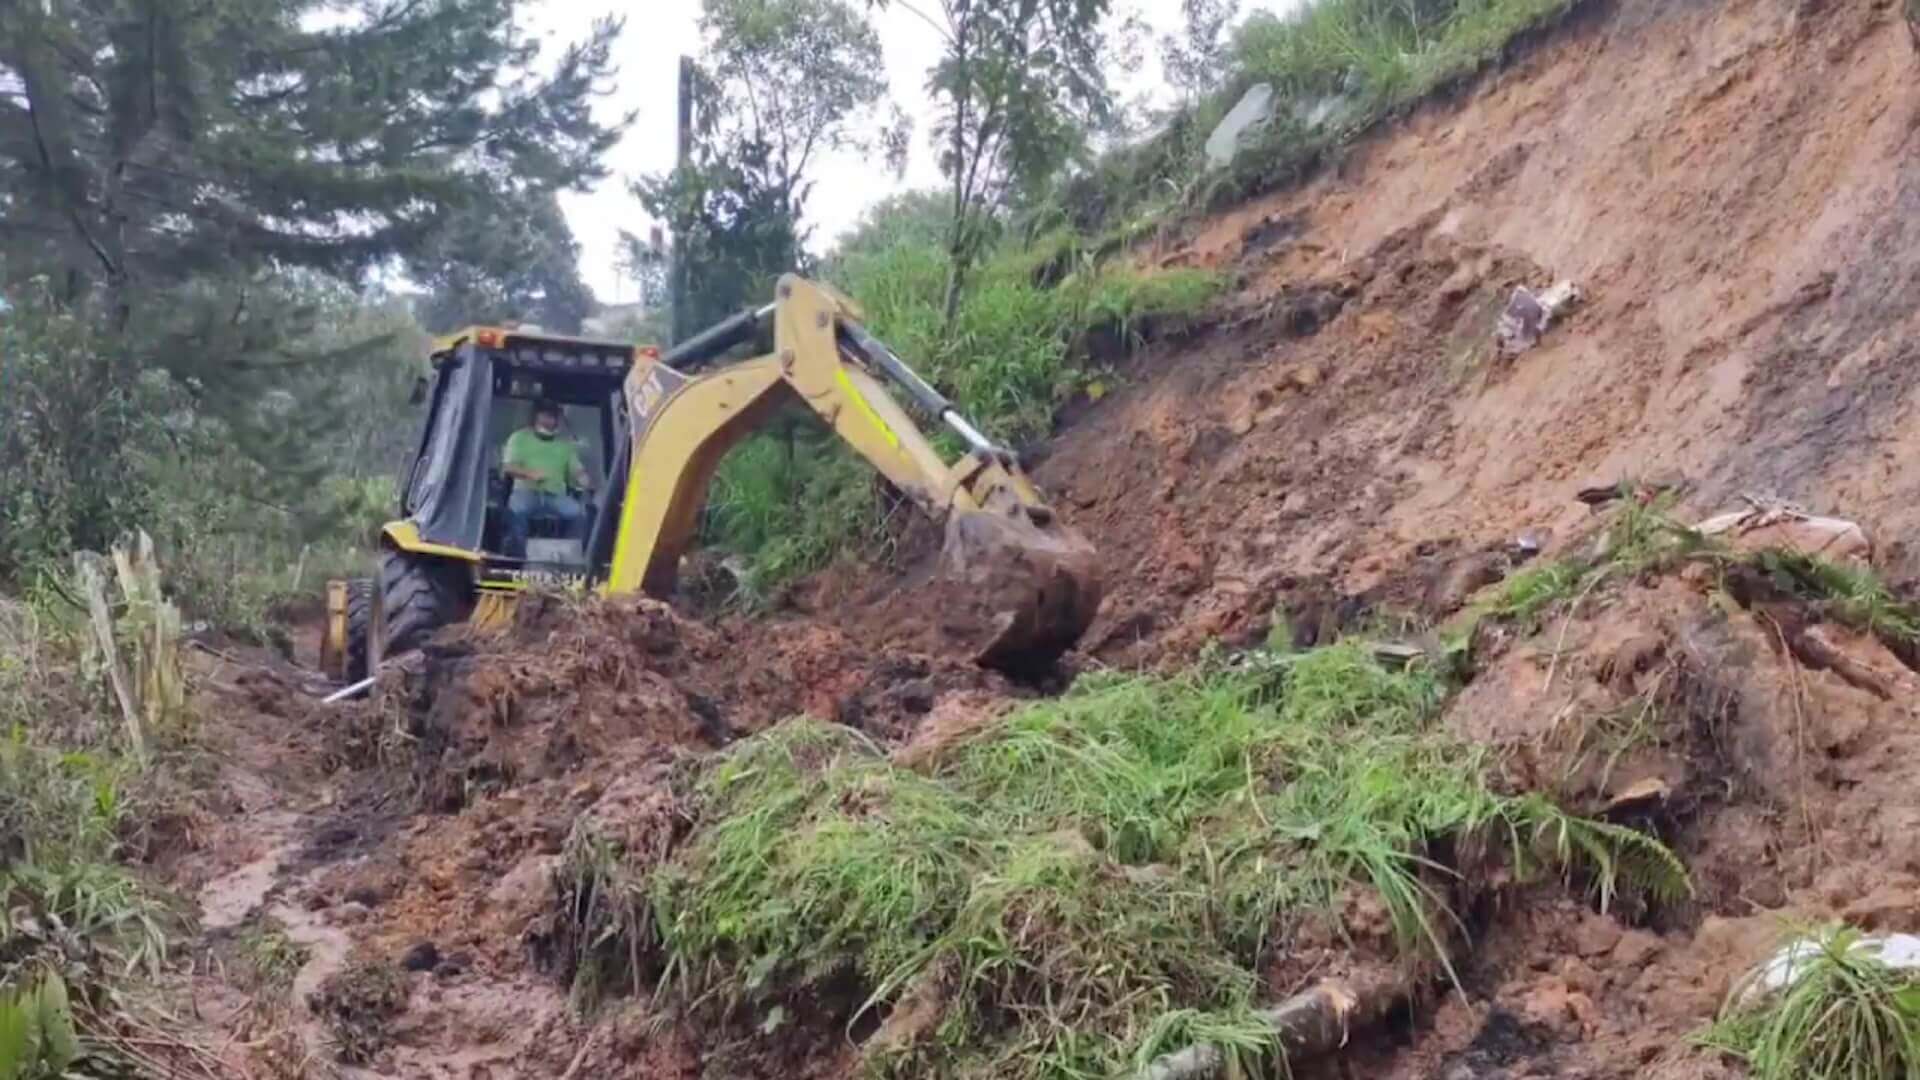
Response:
[629,363,687,436]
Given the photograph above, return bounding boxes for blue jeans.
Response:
[506,490,585,556]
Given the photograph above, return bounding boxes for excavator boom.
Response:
[602,275,1102,669]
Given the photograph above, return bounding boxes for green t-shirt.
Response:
[503,428,582,495]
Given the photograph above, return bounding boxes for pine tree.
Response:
[0,0,624,313]
[0,1,625,578]
[410,191,597,335]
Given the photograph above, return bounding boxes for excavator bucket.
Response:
[936,506,1103,672]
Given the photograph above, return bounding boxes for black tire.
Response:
[346,552,467,680]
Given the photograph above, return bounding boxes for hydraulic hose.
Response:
[664,303,775,371]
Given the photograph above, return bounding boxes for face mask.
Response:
[535,417,558,438]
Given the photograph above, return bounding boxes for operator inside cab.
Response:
[502,399,592,557]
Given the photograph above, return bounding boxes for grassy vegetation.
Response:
[1703,926,1920,1080]
[1072,0,1584,235]
[563,640,1685,1077]
[700,212,1225,602]
[0,573,197,1075]
[238,919,309,1002]
[1751,550,1920,649]
[1466,499,1920,675]
[1474,497,1717,631]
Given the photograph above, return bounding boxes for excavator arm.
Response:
[601,274,1101,669]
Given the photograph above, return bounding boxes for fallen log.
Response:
[1137,971,1407,1080]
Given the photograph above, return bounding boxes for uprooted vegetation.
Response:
[1471,495,1920,670]
[1702,926,1920,1080]
[546,639,1685,1078]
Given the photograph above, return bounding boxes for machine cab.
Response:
[399,326,646,589]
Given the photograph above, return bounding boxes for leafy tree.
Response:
[0,0,625,316]
[1160,0,1243,101]
[410,191,597,334]
[873,0,1114,322]
[699,0,904,222]
[634,138,800,336]
[635,0,897,335]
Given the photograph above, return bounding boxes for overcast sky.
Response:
[523,0,1301,303]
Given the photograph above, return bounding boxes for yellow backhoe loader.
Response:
[322,275,1100,685]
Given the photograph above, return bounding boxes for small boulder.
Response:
[1495,280,1583,357]
[400,941,440,973]
[1696,503,1871,566]
[1204,83,1277,169]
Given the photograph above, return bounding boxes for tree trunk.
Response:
[942,243,968,327]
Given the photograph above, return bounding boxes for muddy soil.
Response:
[157,0,1920,1075]
[170,596,1019,1077]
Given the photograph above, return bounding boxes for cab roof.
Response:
[431,325,658,358]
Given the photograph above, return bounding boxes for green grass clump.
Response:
[589,642,1686,1077]
[1084,266,1227,347]
[1702,926,1920,1080]
[239,919,309,1001]
[1485,558,1586,625]
[0,729,171,984]
[1751,551,1920,648]
[703,435,894,610]
[650,723,990,1004]
[1476,498,1717,628]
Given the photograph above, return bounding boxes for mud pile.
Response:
[1335,556,1920,1079]
[333,592,1026,813]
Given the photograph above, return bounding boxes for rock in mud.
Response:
[1424,552,1508,613]
[401,940,441,972]
[1495,280,1583,357]
[1695,504,1871,565]
[1731,931,1920,1010]
[1205,82,1276,168]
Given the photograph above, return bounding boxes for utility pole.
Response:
[671,55,695,345]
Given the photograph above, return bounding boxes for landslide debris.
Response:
[537,631,1684,1079]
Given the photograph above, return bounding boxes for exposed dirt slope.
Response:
[161,1,1920,1076]
[1035,0,1920,668]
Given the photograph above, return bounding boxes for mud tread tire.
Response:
[346,553,464,681]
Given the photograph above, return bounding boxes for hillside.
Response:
[159,0,1920,1077]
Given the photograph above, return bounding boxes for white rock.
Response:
[1732,932,1920,1010]
[1205,84,1277,170]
